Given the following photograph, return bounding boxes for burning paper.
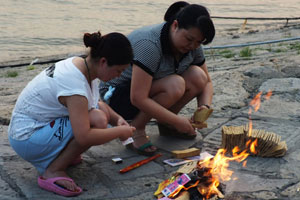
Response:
[155,91,286,199]
[221,90,287,157]
[221,125,287,157]
[156,149,248,199]
[157,131,252,197]
[162,174,191,197]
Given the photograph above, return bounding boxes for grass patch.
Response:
[219,49,235,58]
[253,47,265,51]
[290,42,300,51]
[239,47,252,57]
[278,43,286,47]
[27,65,35,70]
[266,44,273,52]
[6,71,18,77]
[274,48,287,53]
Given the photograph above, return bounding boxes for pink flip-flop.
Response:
[70,154,83,166]
[38,176,82,197]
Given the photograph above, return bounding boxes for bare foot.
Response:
[132,130,157,153]
[42,170,79,192]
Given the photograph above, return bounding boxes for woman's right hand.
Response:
[174,116,196,135]
[118,126,136,141]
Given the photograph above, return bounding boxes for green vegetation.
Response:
[289,42,300,54]
[274,48,287,53]
[239,47,252,57]
[290,42,300,50]
[253,47,265,51]
[27,65,35,70]
[219,49,235,58]
[6,71,18,77]
[266,44,272,52]
[283,32,292,38]
[262,43,288,53]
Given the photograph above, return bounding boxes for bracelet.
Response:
[200,104,210,109]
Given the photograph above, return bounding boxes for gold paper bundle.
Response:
[221,125,287,157]
[221,125,246,152]
[192,108,213,129]
[172,148,201,159]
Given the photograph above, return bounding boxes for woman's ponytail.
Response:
[83,31,133,66]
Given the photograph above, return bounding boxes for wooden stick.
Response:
[119,154,162,174]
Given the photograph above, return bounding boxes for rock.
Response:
[282,65,300,78]
[259,78,300,94]
[243,66,282,79]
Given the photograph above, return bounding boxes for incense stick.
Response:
[119,154,162,174]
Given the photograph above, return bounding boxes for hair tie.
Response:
[97,31,101,38]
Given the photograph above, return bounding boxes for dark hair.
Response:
[83,31,133,66]
[164,1,189,22]
[164,2,215,45]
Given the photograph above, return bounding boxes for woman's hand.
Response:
[118,126,136,141]
[116,116,130,126]
[174,116,196,135]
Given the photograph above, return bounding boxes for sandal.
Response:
[157,123,196,140]
[38,176,82,197]
[126,131,157,156]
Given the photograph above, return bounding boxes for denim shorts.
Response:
[9,117,74,174]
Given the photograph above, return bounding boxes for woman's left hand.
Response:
[117,117,130,126]
[191,105,208,122]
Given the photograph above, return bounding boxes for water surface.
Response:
[1,0,299,62]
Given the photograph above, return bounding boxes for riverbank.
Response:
[0,25,300,199]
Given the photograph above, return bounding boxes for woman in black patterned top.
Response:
[100,1,215,155]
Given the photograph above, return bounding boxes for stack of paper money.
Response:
[221,125,287,157]
[191,108,213,129]
[221,125,246,152]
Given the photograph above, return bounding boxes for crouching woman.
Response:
[8,31,135,197]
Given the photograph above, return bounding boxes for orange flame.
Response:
[264,90,272,100]
[242,160,247,167]
[170,139,259,199]
[169,91,273,199]
[248,91,272,137]
[248,120,253,137]
[250,91,262,112]
[197,147,250,199]
[194,91,273,198]
[250,139,258,154]
[169,180,200,198]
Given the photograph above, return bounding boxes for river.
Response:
[1,0,299,63]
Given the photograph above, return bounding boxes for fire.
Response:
[249,139,258,154]
[164,91,274,199]
[166,145,253,199]
[248,90,272,136]
[264,90,272,100]
[250,91,262,112]
[194,91,272,199]
[169,180,200,198]
[195,146,250,199]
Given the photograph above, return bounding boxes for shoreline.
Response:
[1,23,299,68]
